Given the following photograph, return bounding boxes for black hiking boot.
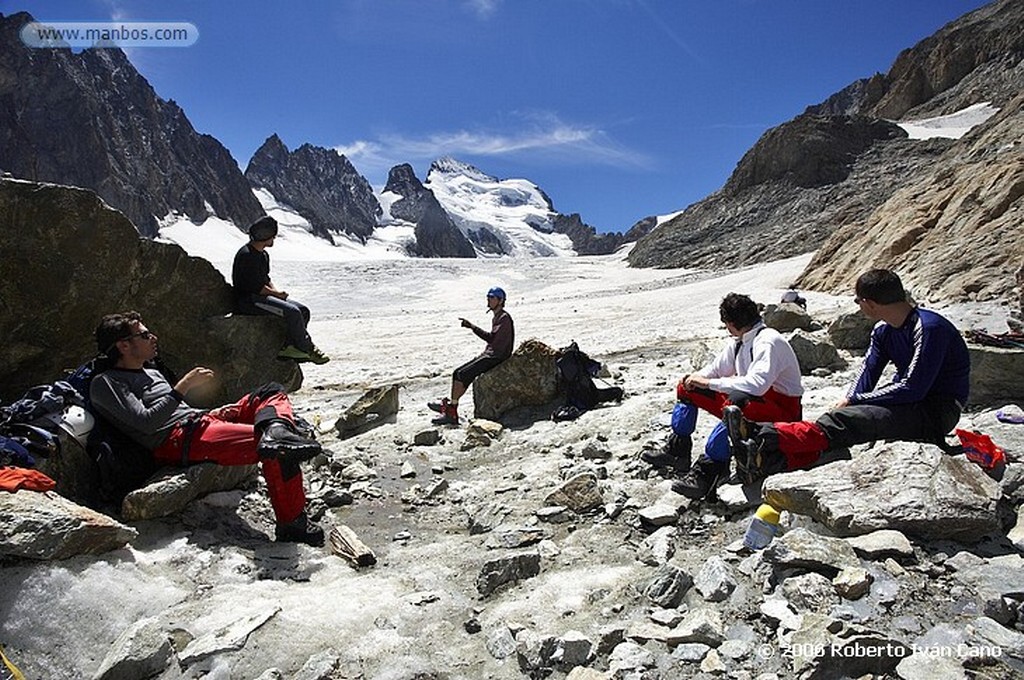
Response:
[733,437,787,485]
[275,512,325,547]
[641,433,692,472]
[672,457,730,501]
[722,405,753,452]
[258,421,322,464]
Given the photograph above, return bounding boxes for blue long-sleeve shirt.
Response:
[847,307,970,407]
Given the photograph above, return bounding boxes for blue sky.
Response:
[11,0,992,233]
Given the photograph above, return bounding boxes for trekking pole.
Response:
[0,645,26,680]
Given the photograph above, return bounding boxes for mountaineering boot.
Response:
[308,346,331,365]
[257,420,322,464]
[722,405,752,453]
[277,344,313,362]
[672,456,730,501]
[427,397,450,414]
[738,437,788,485]
[431,401,459,426]
[641,433,692,472]
[275,511,325,547]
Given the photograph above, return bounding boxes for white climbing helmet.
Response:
[59,405,95,446]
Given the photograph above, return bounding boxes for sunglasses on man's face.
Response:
[126,330,154,341]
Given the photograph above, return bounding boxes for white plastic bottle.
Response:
[743,503,781,550]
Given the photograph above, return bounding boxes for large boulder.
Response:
[827,309,876,350]
[786,330,848,374]
[764,441,1002,541]
[473,339,560,421]
[763,302,817,332]
[121,463,258,521]
[0,490,137,559]
[0,179,300,407]
[968,345,1024,408]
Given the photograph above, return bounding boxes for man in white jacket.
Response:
[642,293,804,500]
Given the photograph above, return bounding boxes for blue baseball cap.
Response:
[486,286,506,301]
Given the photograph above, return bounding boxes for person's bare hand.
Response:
[833,397,850,409]
[176,367,215,394]
[460,317,472,329]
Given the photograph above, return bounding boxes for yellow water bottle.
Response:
[743,503,781,550]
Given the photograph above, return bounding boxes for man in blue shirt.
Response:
[725,269,970,481]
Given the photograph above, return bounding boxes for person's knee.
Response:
[705,422,730,462]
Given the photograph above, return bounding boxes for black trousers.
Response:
[816,398,963,450]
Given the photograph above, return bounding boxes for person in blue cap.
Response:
[429,286,514,426]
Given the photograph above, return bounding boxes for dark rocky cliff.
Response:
[627,0,1023,305]
[0,12,263,237]
[244,135,381,243]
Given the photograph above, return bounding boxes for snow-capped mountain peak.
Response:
[423,157,571,257]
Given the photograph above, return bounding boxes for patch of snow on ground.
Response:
[897,102,999,140]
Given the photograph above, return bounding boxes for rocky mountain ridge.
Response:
[0,11,264,237]
[629,0,1024,307]
[244,134,381,244]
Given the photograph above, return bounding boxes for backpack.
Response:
[66,355,174,504]
[552,342,624,421]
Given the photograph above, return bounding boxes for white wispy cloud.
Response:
[334,113,652,184]
[463,0,501,19]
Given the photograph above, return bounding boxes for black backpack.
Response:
[552,342,623,421]
[66,356,175,504]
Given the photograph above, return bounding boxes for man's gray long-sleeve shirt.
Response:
[90,367,200,450]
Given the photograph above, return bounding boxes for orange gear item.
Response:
[0,466,57,493]
[955,429,1007,470]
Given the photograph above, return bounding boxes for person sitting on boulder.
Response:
[723,269,970,482]
[428,287,514,426]
[781,287,807,309]
[643,293,804,501]
[88,311,326,546]
[231,216,329,365]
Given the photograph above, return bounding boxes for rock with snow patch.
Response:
[473,339,560,421]
[0,490,136,560]
[608,641,656,677]
[763,442,1002,540]
[550,630,594,668]
[515,629,559,673]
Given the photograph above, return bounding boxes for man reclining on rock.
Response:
[722,269,970,481]
[88,311,325,546]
